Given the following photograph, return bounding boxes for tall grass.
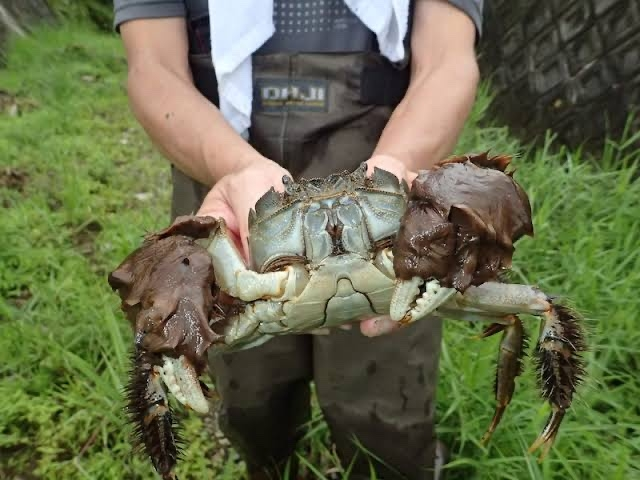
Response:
[1,26,638,480]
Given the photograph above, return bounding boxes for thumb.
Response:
[196,188,246,262]
[359,316,401,337]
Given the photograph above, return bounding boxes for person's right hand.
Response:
[196,157,291,264]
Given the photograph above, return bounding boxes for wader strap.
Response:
[360,64,411,107]
[188,53,220,106]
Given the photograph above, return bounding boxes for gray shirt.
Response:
[113,0,484,40]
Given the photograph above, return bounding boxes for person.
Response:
[113,1,482,478]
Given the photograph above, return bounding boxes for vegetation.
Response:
[46,0,114,31]
[1,25,638,480]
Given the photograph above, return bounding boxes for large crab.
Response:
[108,153,586,479]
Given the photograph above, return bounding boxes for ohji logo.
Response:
[255,78,329,112]
[261,85,326,102]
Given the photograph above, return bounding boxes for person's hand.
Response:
[196,157,291,263]
[365,153,419,186]
[359,154,420,337]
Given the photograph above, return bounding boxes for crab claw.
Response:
[159,355,209,414]
[392,153,534,301]
[528,304,586,461]
[109,216,227,477]
[108,215,223,360]
[389,276,423,321]
[389,277,456,323]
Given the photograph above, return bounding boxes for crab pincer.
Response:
[108,216,225,479]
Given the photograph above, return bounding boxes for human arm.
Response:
[365,0,480,183]
[361,0,481,336]
[119,17,289,249]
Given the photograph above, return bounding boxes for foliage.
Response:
[46,0,114,31]
[1,25,639,480]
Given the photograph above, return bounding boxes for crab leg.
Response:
[529,304,585,460]
[207,224,297,302]
[444,281,551,316]
[436,282,585,459]
[478,315,527,444]
[125,349,180,480]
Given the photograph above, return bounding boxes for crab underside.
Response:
[108,153,586,479]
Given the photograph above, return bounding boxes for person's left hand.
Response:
[358,155,420,337]
[365,153,419,186]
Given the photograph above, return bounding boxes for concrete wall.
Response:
[0,0,54,60]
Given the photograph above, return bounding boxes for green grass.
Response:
[1,25,639,480]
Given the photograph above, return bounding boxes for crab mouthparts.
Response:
[158,355,209,414]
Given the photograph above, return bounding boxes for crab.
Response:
[108,153,586,479]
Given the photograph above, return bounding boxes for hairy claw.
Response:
[529,304,586,459]
[392,153,533,292]
[125,349,182,480]
[108,216,228,478]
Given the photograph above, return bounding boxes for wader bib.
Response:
[171,9,443,480]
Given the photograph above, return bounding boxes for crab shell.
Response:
[205,164,412,344]
[248,163,409,272]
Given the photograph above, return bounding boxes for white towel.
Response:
[208,0,410,135]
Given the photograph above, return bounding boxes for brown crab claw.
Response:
[391,153,534,322]
[108,215,226,412]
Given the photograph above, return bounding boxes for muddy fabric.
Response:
[170,50,443,480]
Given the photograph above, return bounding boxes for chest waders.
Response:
[170,13,443,480]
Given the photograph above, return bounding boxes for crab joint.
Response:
[159,355,209,414]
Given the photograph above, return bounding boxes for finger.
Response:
[239,226,251,265]
[365,154,417,186]
[197,189,241,235]
[359,316,400,337]
[365,155,405,180]
[196,187,249,265]
[233,183,288,264]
